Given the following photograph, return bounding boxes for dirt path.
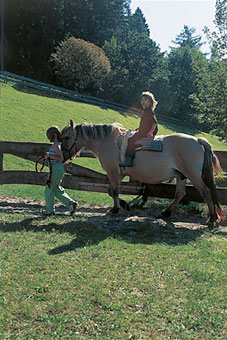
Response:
[1,196,226,235]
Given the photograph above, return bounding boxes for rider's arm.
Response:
[130,110,157,142]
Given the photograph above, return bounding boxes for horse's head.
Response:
[61,120,125,162]
[61,119,80,162]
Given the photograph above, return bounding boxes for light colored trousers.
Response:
[44,163,74,213]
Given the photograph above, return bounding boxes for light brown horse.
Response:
[61,119,225,228]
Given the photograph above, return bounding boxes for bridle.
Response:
[61,137,77,161]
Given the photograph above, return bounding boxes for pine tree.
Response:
[128,7,150,36]
[204,0,227,59]
[171,25,204,50]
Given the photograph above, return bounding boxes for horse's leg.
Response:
[189,176,217,228]
[107,171,122,214]
[108,188,130,211]
[161,178,187,218]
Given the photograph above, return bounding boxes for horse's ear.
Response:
[69,119,74,129]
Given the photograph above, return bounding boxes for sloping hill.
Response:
[1,81,226,203]
[2,82,226,148]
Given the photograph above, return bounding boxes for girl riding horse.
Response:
[119,91,158,167]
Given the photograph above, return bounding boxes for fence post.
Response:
[0,152,3,185]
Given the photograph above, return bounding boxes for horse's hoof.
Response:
[160,210,172,219]
[125,203,130,211]
[119,199,130,211]
[207,221,218,231]
[107,207,120,215]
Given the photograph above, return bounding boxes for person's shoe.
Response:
[119,150,135,167]
[69,201,78,215]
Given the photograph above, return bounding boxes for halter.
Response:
[61,140,77,161]
[35,155,52,188]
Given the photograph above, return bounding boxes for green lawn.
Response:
[0,81,226,203]
[0,211,226,339]
[0,81,226,340]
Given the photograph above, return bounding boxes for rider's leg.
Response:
[119,149,135,167]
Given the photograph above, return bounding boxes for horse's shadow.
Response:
[1,205,226,255]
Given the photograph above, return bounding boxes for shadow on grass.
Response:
[13,84,138,119]
[159,121,199,136]
[1,203,226,255]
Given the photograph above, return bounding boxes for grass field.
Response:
[0,209,226,339]
[0,81,226,203]
[0,81,226,339]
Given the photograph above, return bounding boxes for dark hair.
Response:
[46,126,62,142]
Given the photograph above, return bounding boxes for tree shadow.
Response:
[12,83,138,118]
[159,120,199,136]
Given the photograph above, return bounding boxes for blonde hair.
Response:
[141,91,158,111]
[46,126,62,142]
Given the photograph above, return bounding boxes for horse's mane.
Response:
[75,123,126,140]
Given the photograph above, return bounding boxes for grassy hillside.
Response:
[0,81,226,204]
[1,83,226,340]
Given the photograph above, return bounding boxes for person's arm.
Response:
[146,115,157,136]
[130,111,156,143]
[53,144,64,162]
[44,144,63,162]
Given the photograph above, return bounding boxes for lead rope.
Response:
[35,155,52,188]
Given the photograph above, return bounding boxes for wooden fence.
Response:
[0,141,227,204]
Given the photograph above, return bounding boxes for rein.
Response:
[35,155,52,188]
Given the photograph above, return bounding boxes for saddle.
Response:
[117,130,163,163]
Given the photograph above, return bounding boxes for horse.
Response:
[61,119,226,228]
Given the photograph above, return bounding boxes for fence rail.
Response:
[0,141,226,204]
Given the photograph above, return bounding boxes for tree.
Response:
[128,7,150,36]
[204,0,227,59]
[171,25,204,50]
[168,46,208,122]
[4,0,65,80]
[189,0,227,141]
[51,37,111,94]
[102,30,168,109]
[191,58,227,141]
[3,0,131,81]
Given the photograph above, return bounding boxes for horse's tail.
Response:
[198,138,226,222]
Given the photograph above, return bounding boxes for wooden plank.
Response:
[0,149,102,179]
[66,163,107,180]
[1,171,227,204]
[0,141,50,156]
[0,152,3,171]
[0,141,96,158]
[1,141,226,167]
[0,153,3,185]
[214,151,227,170]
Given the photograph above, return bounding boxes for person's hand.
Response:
[44,152,50,161]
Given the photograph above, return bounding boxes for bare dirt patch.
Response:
[1,196,226,242]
